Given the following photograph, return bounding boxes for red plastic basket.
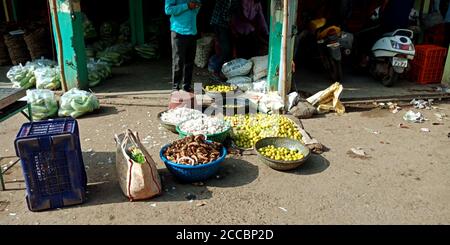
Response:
[409,45,447,84]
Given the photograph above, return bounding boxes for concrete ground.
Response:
[1,100,450,224]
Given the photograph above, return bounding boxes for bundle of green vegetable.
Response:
[135,43,159,60]
[87,59,112,87]
[35,66,61,90]
[104,43,134,62]
[118,21,131,43]
[7,64,36,89]
[26,89,58,120]
[96,50,123,66]
[82,13,97,39]
[128,146,145,164]
[85,47,96,59]
[58,88,100,118]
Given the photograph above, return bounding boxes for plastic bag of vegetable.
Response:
[58,88,100,118]
[26,89,58,120]
[7,64,36,89]
[87,59,112,87]
[35,66,61,90]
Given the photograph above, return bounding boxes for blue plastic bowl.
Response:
[159,142,227,182]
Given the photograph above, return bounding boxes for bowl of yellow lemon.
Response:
[254,137,310,171]
[203,84,238,98]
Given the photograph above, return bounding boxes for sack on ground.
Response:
[227,76,253,91]
[195,35,214,68]
[250,55,268,81]
[115,130,162,201]
[222,58,253,79]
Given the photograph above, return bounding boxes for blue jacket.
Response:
[165,0,200,35]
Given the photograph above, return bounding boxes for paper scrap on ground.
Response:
[307,82,345,115]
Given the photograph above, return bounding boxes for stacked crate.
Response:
[409,45,448,84]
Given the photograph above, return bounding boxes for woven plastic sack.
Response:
[250,55,268,81]
[115,130,162,201]
[222,58,253,79]
[195,35,214,68]
[227,76,253,91]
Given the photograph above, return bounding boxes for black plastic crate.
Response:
[14,118,87,211]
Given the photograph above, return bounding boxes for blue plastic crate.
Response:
[14,118,87,211]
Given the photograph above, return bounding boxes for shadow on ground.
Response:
[287,154,330,175]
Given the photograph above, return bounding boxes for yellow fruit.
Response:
[257,145,304,161]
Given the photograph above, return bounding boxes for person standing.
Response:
[210,0,240,79]
[165,0,201,92]
[231,0,269,59]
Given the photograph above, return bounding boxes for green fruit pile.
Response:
[205,85,234,93]
[258,145,304,161]
[224,114,302,149]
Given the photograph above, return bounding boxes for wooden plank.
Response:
[0,88,26,110]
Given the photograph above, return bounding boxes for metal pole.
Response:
[280,0,289,109]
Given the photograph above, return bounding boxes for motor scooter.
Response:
[370,29,415,87]
[308,18,353,82]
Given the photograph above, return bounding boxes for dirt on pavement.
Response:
[1,101,450,225]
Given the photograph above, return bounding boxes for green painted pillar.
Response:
[129,0,145,45]
[442,45,450,85]
[49,0,88,91]
[267,0,297,93]
[11,0,18,21]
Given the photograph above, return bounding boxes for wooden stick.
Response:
[280,0,289,110]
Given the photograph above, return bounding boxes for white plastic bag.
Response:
[227,76,253,91]
[7,64,36,89]
[252,77,267,93]
[222,58,253,79]
[26,89,58,120]
[195,35,214,68]
[250,55,268,81]
[115,130,162,201]
[58,88,100,118]
[35,66,61,90]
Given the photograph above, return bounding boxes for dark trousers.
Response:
[213,25,232,73]
[171,31,196,91]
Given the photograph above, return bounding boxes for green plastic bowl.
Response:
[176,120,231,143]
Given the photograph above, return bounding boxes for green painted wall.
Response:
[50,0,88,90]
[267,0,298,93]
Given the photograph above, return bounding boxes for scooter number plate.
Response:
[392,57,408,68]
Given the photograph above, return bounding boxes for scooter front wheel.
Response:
[381,66,398,87]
